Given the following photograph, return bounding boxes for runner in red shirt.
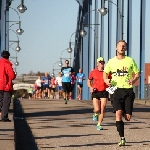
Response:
[87,57,109,130]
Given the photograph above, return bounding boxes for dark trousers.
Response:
[0,91,12,119]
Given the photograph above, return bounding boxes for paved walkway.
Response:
[0,101,14,150]
[18,99,150,150]
[0,98,149,150]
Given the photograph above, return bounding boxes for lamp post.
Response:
[9,46,19,53]
[51,69,60,77]
[14,67,17,75]
[7,29,21,52]
[80,26,99,67]
[9,56,19,66]
[52,61,61,76]
[68,31,81,51]
[59,49,73,67]
[67,31,80,67]
[80,8,101,38]
[4,5,24,51]
[80,23,100,37]
[17,0,27,13]
[9,41,21,52]
[9,46,19,66]
[99,0,124,40]
[88,26,99,66]
[80,9,101,68]
[5,7,24,35]
[8,22,24,35]
[68,32,76,53]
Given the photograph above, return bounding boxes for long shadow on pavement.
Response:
[14,99,38,150]
[24,108,93,118]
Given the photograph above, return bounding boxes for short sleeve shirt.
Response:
[76,73,85,84]
[61,66,74,82]
[42,76,51,86]
[104,56,140,88]
[88,69,108,91]
[55,76,62,86]
[35,79,42,87]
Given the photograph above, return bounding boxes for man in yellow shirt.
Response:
[103,40,140,146]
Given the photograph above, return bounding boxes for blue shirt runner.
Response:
[61,67,74,82]
[76,73,85,84]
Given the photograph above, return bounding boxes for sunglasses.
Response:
[98,61,105,64]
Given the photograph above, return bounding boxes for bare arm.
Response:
[87,79,95,93]
[103,72,111,86]
[129,72,140,85]
[87,79,92,88]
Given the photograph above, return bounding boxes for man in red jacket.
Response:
[0,51,16,122]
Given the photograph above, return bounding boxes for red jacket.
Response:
[0,58,16,91]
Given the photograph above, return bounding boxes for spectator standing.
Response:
[0,51,16,122]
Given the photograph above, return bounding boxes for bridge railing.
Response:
[13,76,38,84]
[13,83,34,90]
[133,84,150,99]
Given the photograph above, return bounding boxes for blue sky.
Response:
[9,0,78,75]
[9,0,150,75]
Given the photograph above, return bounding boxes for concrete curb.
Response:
[134,99,150,106]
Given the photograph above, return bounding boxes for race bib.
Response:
[79,78,82,82]
[45,80,48,84]
[106,86,117,94]
[64,73,69,77]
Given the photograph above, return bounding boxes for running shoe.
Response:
[65,98,68,104]
[97,124,103,130]
[93,114,98,122]
[118,138,126,146]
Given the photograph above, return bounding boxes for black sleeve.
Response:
[71,67,74,73]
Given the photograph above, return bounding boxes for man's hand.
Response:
[127,79,133,85]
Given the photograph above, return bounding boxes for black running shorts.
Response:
[112,88,135,115]
[62,82,71,93]
[92,90,109,100]
[43,85,50,90]
[70,84,74,92]
[77,82,83,88]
